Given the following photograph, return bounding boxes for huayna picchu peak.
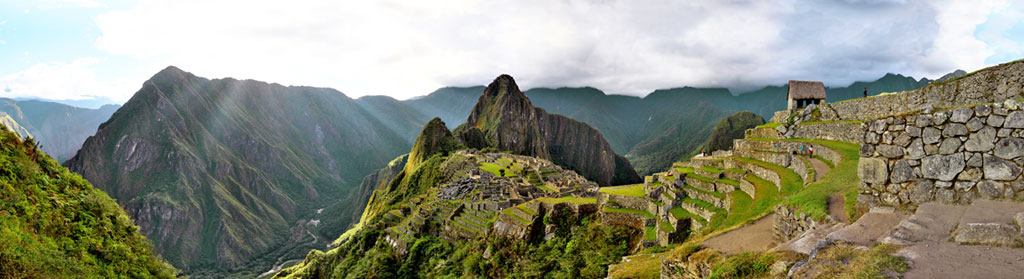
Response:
[457,74,641,186]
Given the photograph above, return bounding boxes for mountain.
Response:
[15,96,120,109]
[454,75,641,186]
[0,123,176,278]
[0,99,119,162]
[704,111,765,152]
[63,66,422,277]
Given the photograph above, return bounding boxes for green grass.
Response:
[599,183,646,198]
[499,208,532,226]
[780,139,861,221]
[669,206,707,224]
[659,221,676,233]
[726,168,747,174]
[478,162,513,177]
[603,207,656,219]
[645,225,658,241]
[536,184,557,193]
[534,197,597,205]
[686,172,715,183]
[733,157,803,195]
[700,166,725,173]
[607,253,664,279]
[682,197,726,214]
[685,185,726,200]
[718,178,739,186]
[796,244,909,279]
[755,122,782,129]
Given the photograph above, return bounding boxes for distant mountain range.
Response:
[0,98,118,162]
[58,66,947,277]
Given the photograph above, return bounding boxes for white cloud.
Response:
[91,0,1007,99]
[0,58,139,102]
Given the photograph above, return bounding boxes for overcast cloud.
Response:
[2,0,1021,101]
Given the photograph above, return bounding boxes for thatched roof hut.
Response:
[787,80,826,109]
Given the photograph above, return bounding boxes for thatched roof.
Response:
[787,80,826,100]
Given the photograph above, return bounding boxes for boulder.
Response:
[976,104,992,117]
[939,138,961,155]
[994,138,1024,160]
[876,144,904,158]
[943,123,968,137]
[955,181,976,192]
[936,188,956,204]
[906,139,925,159]
[966,118,985,132]
[858,158,889,184]
[967,152,984,167]
[964,126,996,152]
[977,180,1004,198]
[890,160,916,183]
[922,127,942,144]
[957,167,983,182]
[954,223,1018,246]
[908,180,935,204]
[1004,111,1024,128]
[906,125,922,137]
[988,115,1006,128]
[983,154,1022,181]
[950,108,973,123]
[859,144,875,157]
[1015,212,1024,231]
[921,154,966,181]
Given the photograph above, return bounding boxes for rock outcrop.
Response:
[456,75,641,186]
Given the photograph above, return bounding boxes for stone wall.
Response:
[772,60,1024,123]
[858,100,1024,210]
[725,158,782,191]
[598,192,649,211]
[786,121,864,144]
[734,139,842,166]
[735,150,813,183]
[773,205,830,242]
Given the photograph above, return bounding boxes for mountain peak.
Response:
[484,74,527,100]
[150,66,193,84]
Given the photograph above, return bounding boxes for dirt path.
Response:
[703,214,777,254]
[809,158,830,181]
[827,194,849,223]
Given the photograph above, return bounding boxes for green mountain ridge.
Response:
[0,99,118,162]
[0,123,176,278]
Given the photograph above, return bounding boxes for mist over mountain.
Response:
[0,98,118,162]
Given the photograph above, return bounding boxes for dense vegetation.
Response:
[704,111,765,152]
[0,126,176,278]
[278,211,633,278]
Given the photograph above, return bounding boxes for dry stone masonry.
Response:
[858,99,1024,209]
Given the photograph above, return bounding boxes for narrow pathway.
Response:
[827,194,849,223]
[702,214,777,254]
[809,158,830,181]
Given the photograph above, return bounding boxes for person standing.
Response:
[863,88,868,98]
[809,146,814,158]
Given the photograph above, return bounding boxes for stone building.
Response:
[787,80,826,110]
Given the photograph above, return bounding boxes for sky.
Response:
[1,0,1024,103]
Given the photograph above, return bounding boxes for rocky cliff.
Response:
[63,66,417,276]
[456,75,641,186]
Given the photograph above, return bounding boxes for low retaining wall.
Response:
[773,205,831,242]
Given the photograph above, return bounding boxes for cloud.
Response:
[0,58,138,102]
[93,0,1006,99]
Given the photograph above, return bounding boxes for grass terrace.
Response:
[645,225,658,241]
[534,197,597,205]
[479,162,514,177]
[779,139,860,220]
[599,183,646,198]
[732,157,803,195]
[755,122,782,129]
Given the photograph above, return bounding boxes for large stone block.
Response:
[954,223,1018,246]
[876,144,904,158]
[908,180,935,204]
[994,138,1024,160]
[983,154,1022,181]
[922,127,942,144]
[890,160,916,183]
[922,153,966,181]
[906,139,925,159]
[950,108,973,123]
[1003,111,1024,128]
[964,126,996,152]
[943,123,968,137]
[939,138,961,155]
[858,157,889,184]
[977,180,1005,198]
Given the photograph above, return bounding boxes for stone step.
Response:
[684,174,717,192]
[694,167,724,180]
[690,156,725,169]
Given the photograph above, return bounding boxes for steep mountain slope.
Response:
[704,111,765,152]
[63,66,419,276]
[454,75,641,186]
[0,124,176,278]
[0,99,118,162]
